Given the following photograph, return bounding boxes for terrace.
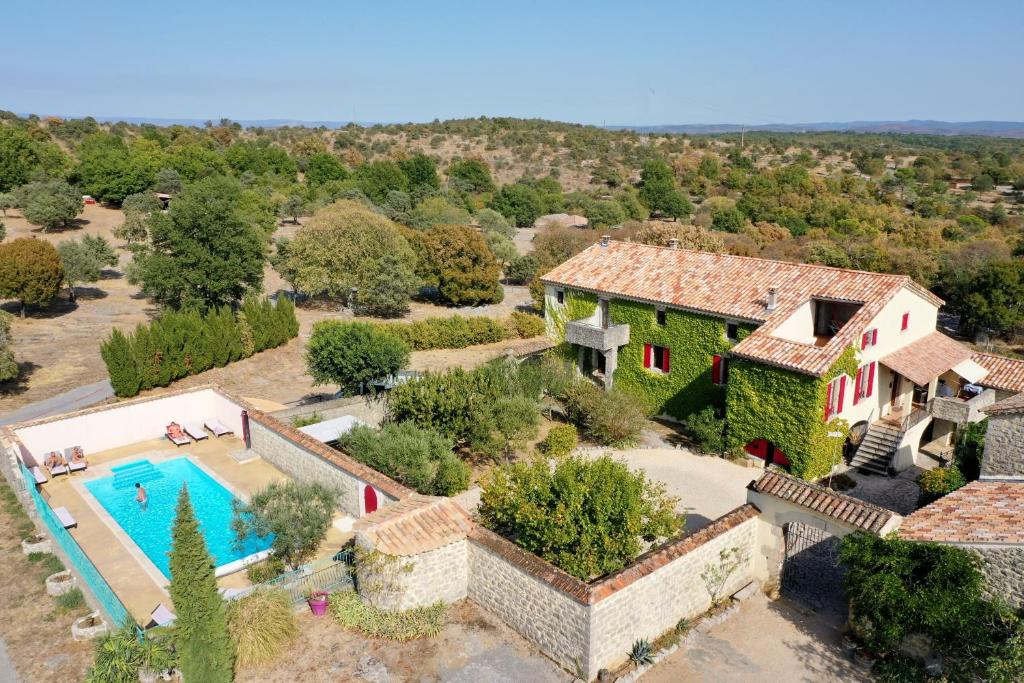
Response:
[5,387,355,624]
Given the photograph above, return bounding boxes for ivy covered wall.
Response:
[725,346,857,480]
[609,298,756,419]
[545,287,598,343]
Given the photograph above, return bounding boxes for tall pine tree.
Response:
[169,485,235,682]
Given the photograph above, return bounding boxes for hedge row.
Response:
[373,312,544,351]
[100,296,299,397]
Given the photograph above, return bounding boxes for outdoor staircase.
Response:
[850,422,903,476]
[111,460,164,490]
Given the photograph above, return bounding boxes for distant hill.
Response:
[608,120,1024,138]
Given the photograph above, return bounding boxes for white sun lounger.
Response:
[182,422,208,441]
[30,467,47,485]
[166,425,190,446]
[53,506,77,529]
[46,453,69,477]
[64,447,87,472]
[149,603,176,628]
[205,418,232,437]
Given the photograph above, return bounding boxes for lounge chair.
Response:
[182,422,208,441]
[64,446,87,473]
[166,423,190,447]
[30,467,47,485]
[44,452,68,477]
[53,506,77,529]
[205,418,232,437]
[148,603,176,628]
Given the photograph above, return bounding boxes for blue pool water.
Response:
[85,457,272,579]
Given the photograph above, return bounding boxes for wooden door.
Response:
[363,485,378,515]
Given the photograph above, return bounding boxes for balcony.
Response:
[565,320,630,351]
[928,388,996,425]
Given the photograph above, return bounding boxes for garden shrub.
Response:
[226,589,298,667]
[329,590,446,641]
[840,533,1024,680]
[683,406,726,454]
[245,556,286,584]
[100,295,297,397]
[232,481,338,569]
[504,311,545,339]
[291,412,322,429]
[917,465,966,506]
[478,455,682,580]
[85,624,176,683]
[337,423,470,495]
[540,423,578,457]
[306,321,409,396]
[955,418,987,481]
[561,382,645,447]
[505,254,539,284]
[372,313,544,352]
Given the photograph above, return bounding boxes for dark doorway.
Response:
[781,523,846,616]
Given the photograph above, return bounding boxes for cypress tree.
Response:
[100,329,141,397]
[169,485,235,683]
[131,324,160,391]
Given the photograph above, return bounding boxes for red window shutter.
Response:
[663,347,671,373]
[901,312,909,331]
[854,367,863,405]
[711,354,722,384]
[825,381,833,420]
[644,343,652,369]
[837,376,846,413]
[867,362,876,397]
[872,329,878,346]
[861,332,869,350]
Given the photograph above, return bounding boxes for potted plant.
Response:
[307,590,329,616]
[45,569,78,597]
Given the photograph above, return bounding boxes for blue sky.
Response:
[2,1,1021,125]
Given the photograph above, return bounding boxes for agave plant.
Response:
[629,638,655,666]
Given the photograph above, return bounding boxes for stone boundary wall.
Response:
[975,546,1024,609]
[464,505,762,680]
[981,412,1024,478]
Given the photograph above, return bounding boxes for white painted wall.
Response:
[15,389,245,460]
[771,300,816,344]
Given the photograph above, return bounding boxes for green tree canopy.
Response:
[169,485,234,682]
[224,140,296,179]
[0,310,18,383]
[479,455,682,580]
[639,159,693,220]
[0,237,64,315]
[489,183,544,227]
[354,160,409,204]
[399,153,441,196]
[0,126,69,192]
[448,158,495,193]
[232,481,338,568]
[76,133,165,204]
[304,152,349,186]
[16,180,83,231]
[418,224,503,305]
[128,175,267,309]
[306,321,409,395]
[57,235,118,301]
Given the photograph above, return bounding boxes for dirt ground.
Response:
[237,600,567,683]
[0,484,93,683]
[0,204,539,413]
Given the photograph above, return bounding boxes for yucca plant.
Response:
[85,624,175,683]
[629,638,654,667]
[226,588,298,667]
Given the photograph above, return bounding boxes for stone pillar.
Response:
[604,346,618,390]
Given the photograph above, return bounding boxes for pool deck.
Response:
[38,436,352,622]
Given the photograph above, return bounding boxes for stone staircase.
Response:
[850,422,903,475]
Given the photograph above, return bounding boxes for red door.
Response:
[745,439,769,460]
[363,485,378,514]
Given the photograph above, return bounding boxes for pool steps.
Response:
[110,460,164,490]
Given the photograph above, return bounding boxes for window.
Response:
[712,354,728,385]
[726,322,739,341]
[901,312,910,332]
[644,344,670,373]
[861,328,878,350]
[556,290,564,305]
[656,308,667,327]
[853,362,876,403]
[825,375,846,420]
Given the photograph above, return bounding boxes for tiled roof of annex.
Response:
[750,470,898,533]
[983,391,1024,416]
[352,494,473,556]
[540,240,941,376]
[973,352,1024,394]
[900,481,1024,545]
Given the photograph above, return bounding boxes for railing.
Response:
[231,552,355,604]
[900,406,930,431]
[20,462,132,627]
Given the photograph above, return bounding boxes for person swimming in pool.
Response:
[135,482,148,510]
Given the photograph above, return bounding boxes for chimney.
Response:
[766,287,779,312]
[600,235,610,247]
[668,238,679,249]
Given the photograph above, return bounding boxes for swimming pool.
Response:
[84,457,272,580]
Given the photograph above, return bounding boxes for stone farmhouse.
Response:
[540,237,1024,480]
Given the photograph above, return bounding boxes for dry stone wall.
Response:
[976,546,1024,609]
[981,412,1024,478]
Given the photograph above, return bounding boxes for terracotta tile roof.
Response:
[983,391,1024,416]
[354,495,473,556]
[879,332,974,386]
[750,470,897,533]
[973,353,1024,394]
[541,241,941,376]
[900,481,1024,545]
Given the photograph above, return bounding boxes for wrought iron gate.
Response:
[781,522,846,615]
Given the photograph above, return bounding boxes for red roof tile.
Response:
[973,353,1024,394]
[900,481,1024,545]
[880,332,974,386]
[354,495,473,556]
[983,391,1024,416]
[541,241,940,376]
[750,470,898,533]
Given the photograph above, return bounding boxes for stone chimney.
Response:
[766,287,779,312]
[668,238,679,249]
[600,235,610,247]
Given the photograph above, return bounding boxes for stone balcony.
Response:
[565,320,630,351]
[929,388,996,425]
